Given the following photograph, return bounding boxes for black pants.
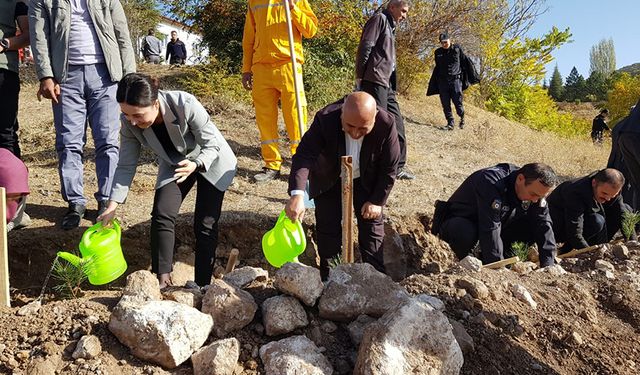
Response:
[170,57,185,65]
[314,179,385,279]
[361,81,407,169]
[0,69,21,157]
[619,133,640,206]
[552,209,621,253]
[438,78,464,126]
[151,173,225,286]
[439,215,533,262]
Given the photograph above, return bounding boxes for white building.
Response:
[140,17,209,65]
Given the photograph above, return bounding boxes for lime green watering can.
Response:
[262,211,307,268]
[57,220,127,285]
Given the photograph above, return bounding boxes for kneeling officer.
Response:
[547,168,632,253]
[432,163,558,267]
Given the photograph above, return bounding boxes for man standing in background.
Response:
[166,30,187,65]
[355,0,414,180]
[30,0,136,229]
[0,0,30,158]
[242,0,318,183]
[591,108,610,144]
[142,29,163,64]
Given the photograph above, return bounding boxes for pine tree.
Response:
[548,65,563,101]
[564,66,587,102]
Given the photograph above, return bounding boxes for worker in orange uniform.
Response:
[242,0,318,183]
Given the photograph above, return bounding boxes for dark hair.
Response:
[517,163,558,187]
[593,168,625,187]
[116,73,160,107]
[148,29,154,35]
[599,108,609,115]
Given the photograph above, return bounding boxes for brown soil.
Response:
[1,65,629,374]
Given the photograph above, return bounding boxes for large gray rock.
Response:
[72,335,102,360]
[448,319,475,354]
[223,266,269,289]
[347,315,377,346]
[109,300,212,368]
[191,338,240,375]
[262,295,309,336]
[121,270,162,303]
[201,279,258,337]
[455,277,489,300]
[274,262,324,306]
[318,263,410,321]
[354,298,463,375]
[259,335,333,375]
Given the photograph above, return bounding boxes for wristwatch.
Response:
[0,39,9,53]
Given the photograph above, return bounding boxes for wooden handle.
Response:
[557,244,602,259]
[0,187,9,307]
[225,248,239,274]
[483,256,519,269]
[341,156,354,264]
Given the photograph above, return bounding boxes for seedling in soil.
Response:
[511,241,529,262]
[621,211,640,241]
[328,254,344,269]
[53,255,91,299]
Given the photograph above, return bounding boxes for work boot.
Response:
[96,200,109,223]
[254,168,280,183]
[62,203,86,230]
[397,167,416,180]
[459,117,465,129]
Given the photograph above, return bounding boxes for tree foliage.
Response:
[607,73,640,125]
[121,0,161,60]
[548,65,563,101]
[589,38,616,77]
[563,66,587,102]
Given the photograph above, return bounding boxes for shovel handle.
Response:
[226,248,239,274]
[483,256,519,269]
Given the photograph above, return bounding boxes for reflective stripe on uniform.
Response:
[261,139,280,145]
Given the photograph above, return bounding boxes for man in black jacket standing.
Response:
[547,168,630,254]
[355,0,414,180]
[591,108,610,144]
[166,30,187,65]
[427,33,479,130]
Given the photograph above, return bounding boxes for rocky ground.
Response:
[1,66,634,374]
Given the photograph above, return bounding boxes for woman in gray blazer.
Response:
[98,73,237,288]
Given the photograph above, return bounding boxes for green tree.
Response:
[608,73,640,125]
[121,0,161,61]
[589,38,616,77]
[564,66,587,101]
[584,71,609,101]
[548,65,563,101]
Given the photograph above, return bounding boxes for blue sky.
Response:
[528,0,640,80]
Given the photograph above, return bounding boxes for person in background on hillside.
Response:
[242,0,318,183]
[166,31,187,65]
[591,108,610,144]
[431,163,558,267]
[98,73,237,288]
[29,0,136,230]
[285,92,400,279]
[142,29,163,64]
[427,32,479,130]
[355,0,414,180]
[547,168,632,254]
[614,99,640,211]
[0,0,30,158]
[0,148,30,231]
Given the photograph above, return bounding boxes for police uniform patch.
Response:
[491,199,502,211]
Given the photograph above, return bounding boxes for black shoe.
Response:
[397,167,416,180]
[62,203,86,230]
[254,168,280,183]
[459,118,465,129]
[444,122,454,131]
[96,200,109,223]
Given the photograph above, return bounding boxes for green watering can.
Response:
[262,210,307,268]
[57,220,127,285]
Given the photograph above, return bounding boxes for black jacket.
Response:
[355,10,396,88]
[591,114,610,135]
[547,174,630,249]
[445,163,556,266]
[427,44,480,96]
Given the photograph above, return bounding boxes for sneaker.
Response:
[62,203,86,230]
[459,117,465,129]
[96,200,109,223]
[254,168,280,183]
[444,122,454,131]
[397,167,416,180]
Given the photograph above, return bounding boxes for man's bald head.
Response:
[341,92,377,139]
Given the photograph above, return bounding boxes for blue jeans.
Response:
[53,64,120,205]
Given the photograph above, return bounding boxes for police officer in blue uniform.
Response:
[432,163,558,267]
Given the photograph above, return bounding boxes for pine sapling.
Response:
[511,241,529,262]
[621,211,640,241]
[328,254,344,269]
[52,256,91,299]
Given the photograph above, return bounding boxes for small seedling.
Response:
[52,256,91,299]
[511,241,529,262]
[621,211,640,241]
[328,254,344,269]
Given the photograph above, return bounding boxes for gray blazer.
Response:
[110,91,237,203]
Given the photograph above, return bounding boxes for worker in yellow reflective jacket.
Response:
[242,0,318,183]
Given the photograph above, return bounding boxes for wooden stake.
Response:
[483,256,519,269]
[557,244,602,259]
[225,248,239,274]
[0,187,10,307]
[341,156,354,263]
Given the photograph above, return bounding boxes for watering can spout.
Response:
[57,251,82,268]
